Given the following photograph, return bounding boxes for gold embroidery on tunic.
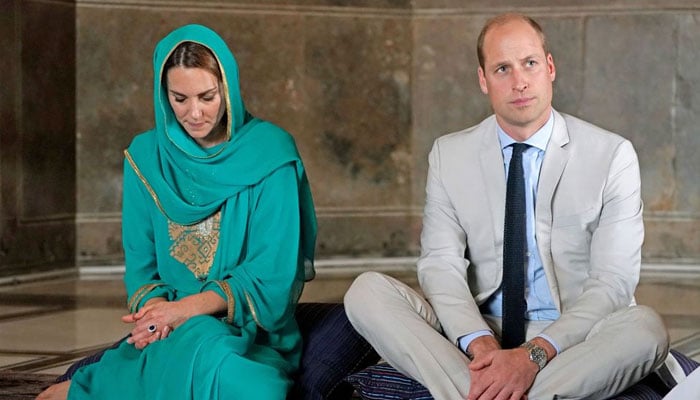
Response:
[169,211,221,280]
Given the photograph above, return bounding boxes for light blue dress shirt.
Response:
[458,112,561,354]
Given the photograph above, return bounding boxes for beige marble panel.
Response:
[138,0,413,8]
[636,277,700,317]
[20,1,76,218]
[412,12,700,266]
[32,360,79,375]
[643,218,700,263]
[296,14,413,208]
[411,15,490,204]
[0,305,44,319]
[675,14,700,212]
[76,5,415,260]
[0,308,129,353]
[0,1,77,278]
[412,0,700,11]
[68,2,700,269]
[316,213,421,257]
[0,1,19,224]
[0,221,76,277]
[76,218,123,266]
[0,355,39,369]
[0,276,126,308]
[540,17,585,115]
[581,15,677,213]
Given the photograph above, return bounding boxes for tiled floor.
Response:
[0,265,699,398]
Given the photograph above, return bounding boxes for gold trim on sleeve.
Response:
[213,280,235,324]
[127,283,165,313]
[244,292,265,330]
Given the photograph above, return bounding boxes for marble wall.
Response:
[1,0,699,277]
[0,0,76,278]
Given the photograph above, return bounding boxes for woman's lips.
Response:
[187,122,207,130]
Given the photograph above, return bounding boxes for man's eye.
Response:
[496,66,507,73]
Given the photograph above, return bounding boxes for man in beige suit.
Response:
[344,13,669,400]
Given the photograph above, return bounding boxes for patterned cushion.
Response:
[670,348,700,374]
[610,373,667,400]
[344,363,433,400]
[288,302,381,400]
[611,349,700,400]
[58,302,380,400]
[656,348,700,385]
[345,350,700,400]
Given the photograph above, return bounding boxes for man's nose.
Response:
[512,70,528,92]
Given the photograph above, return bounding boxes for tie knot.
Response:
[511,143,529,156]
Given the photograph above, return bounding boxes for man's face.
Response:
[478,19,556,139]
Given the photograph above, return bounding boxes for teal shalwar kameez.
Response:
[68,24,317,399]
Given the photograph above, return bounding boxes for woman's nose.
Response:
[190,104,203,119]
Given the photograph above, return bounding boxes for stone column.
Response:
[0,0,77,279]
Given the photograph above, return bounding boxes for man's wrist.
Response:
[458,330,493,356]
[520,341,548,371]
[466,335,500,360]
[529,336,556,361]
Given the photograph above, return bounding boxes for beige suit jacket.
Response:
[417,110,644,352]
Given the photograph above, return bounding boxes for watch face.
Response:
[531,346,547,369]
[521,342,547,370]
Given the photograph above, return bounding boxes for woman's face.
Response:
[166,66,226,148]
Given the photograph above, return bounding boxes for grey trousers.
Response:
[344,271,670,400]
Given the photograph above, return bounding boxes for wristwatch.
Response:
[520,341,547,371]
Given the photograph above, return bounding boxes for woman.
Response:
[37,24,316,399]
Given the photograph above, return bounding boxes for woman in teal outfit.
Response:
[36,24,316,400]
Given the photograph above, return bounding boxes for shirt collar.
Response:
[497,111,554,152]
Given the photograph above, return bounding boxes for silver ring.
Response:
[147,324,157,333]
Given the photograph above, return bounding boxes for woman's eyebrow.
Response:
[169,86,218,97]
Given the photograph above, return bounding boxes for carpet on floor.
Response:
[0,371,58,399]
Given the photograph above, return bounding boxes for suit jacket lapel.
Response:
[478,118,507,262]
[536,110,570,309]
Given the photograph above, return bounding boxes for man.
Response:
[344,13,669,400]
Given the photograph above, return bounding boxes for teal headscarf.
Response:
[124,24,317,280]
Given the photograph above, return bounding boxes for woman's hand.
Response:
[121,298,183,349]
[121,291,228,349]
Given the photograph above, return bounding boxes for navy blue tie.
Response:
[501,143,528,349]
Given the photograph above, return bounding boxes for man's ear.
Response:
[478,67,488,94]
[547,53,556,82]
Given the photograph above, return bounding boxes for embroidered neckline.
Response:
[168,210,222,280]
